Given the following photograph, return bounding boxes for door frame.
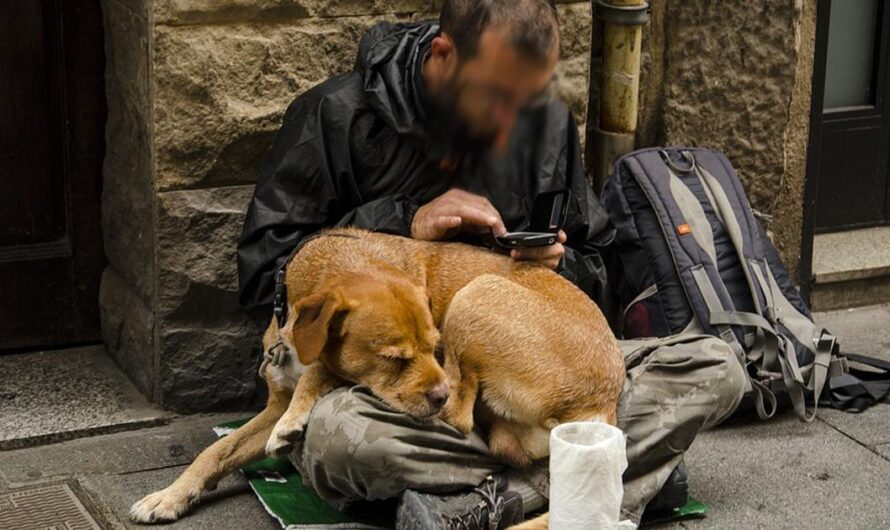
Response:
[802,0,890,303]
[800,0,832,304]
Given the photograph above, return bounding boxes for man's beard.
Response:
[431,78,498,165]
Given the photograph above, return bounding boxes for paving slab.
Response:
[817,403,890,448]
[814,303,890,364]
[0,345,174,449]
[76,465,279,530]
[0,412,247,489]
[678,411,890,529]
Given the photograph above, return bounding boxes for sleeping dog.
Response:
[129,228,625,528]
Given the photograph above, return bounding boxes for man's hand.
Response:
[411,189,507,241]
[510,230,566,270]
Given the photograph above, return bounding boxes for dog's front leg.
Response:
[129,387,290,523]
[439,351,479,434]
[265,363,342,457]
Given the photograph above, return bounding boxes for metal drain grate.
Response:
[0,484,100,530]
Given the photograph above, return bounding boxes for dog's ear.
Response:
[283,289,348,365]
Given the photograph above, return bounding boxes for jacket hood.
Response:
[355,21,439,139]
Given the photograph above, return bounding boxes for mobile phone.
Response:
[493,231,559,248]
[493,190,571,248]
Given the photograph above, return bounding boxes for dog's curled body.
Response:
[129,228,624,527]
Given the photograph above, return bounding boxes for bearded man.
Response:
[237,1,746,528]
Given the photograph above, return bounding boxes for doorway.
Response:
[0,1,106,350]
[814,0,890,232]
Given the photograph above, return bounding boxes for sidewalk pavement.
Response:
[1,304,887,529]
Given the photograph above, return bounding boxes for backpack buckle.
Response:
[816,331,837,353]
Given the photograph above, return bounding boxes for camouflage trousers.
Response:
[289,334,747,524]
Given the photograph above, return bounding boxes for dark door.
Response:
[815,0,890,232]
[0,1,106,350]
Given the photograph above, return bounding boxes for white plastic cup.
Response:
[549,421,636,530]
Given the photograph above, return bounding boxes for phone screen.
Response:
[529,190,571,233]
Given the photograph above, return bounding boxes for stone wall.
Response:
[99,0,594,412]
[100,0,817,411]
[629,0,816,282]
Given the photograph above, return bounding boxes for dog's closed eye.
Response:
[379,346,411,360]
[434,343,445,367]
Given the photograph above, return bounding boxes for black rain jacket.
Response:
[237,21,615,309]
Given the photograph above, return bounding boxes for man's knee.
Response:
[621,336,748,428]
[299,387,399,480]
[697,337,748,426]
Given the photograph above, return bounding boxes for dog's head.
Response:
[281,271,448,418]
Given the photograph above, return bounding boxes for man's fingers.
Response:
[448,190,505,234]
[490,217,507,236]
[557,230,567,244]
[412,189,506,241]
[510,243,565,261]
[436,215,463,229]
[454,204,501,230]
[432,216,462,237]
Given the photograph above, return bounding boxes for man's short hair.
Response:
[439,0,559,63]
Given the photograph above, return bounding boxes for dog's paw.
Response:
[265,420,305,458]
[264,433,295,458]
[129,485,199,524]
[440,405,474,435]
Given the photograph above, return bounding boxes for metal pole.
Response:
[591,0,650,194]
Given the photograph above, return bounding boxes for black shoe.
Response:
[643,461,689,515]
[396,475,524,530]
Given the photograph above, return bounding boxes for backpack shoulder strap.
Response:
[689,150,839,422]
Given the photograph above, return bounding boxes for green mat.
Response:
[640,497,709,527]
[216,418,709,529]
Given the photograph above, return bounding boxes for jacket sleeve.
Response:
[553,111,617,319]
[236,95,336,308]
[237,85,420,308]
[335,194,419,236]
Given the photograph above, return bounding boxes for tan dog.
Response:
[129,228,624,527]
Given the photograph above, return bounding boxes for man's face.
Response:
[434,28,558,149]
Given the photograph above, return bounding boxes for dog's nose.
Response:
[426,384,449,409]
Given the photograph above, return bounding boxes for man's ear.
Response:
[430,34,458,71]
[281,289,348,365]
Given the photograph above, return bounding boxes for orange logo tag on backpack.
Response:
[677,224,692,235]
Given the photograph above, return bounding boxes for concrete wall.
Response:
[99,0,594,411]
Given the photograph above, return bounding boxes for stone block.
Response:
[155,186,264,412]
[102,0,156,303]
[152,1,589,47]
[152,17,407,191]
[155,0,436,26]
[554,1,592,136]
[99,267,156,398]
[662,1,798,213]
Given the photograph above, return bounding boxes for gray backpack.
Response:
[603,148,851,421]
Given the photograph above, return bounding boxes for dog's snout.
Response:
[426,384,449,409]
